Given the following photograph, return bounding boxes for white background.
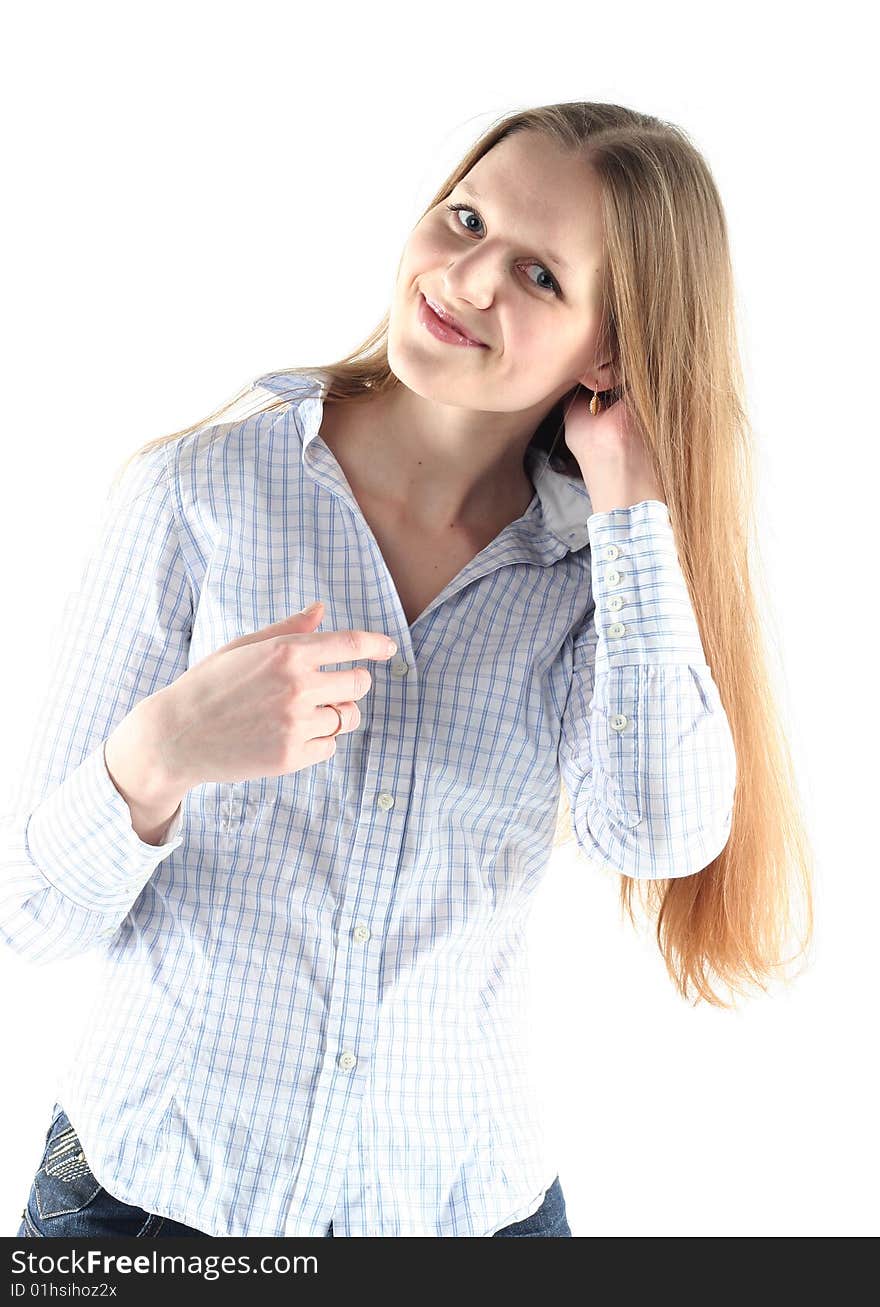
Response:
[2,0,877,1238]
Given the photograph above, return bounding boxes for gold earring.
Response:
[589,382,603,416]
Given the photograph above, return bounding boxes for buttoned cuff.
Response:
[587,500,707,672]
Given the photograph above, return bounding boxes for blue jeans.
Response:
[16,1105,572,1238]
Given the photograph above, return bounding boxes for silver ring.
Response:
[325,705,344,738]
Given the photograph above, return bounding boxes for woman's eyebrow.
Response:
[456,180,572,273]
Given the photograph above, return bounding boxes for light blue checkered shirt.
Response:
[1,370,736,1236]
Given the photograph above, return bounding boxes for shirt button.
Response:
[353,923,371,942]
[377,791,395,811]
[390,657,409,677]
[338,1050,357,1071]
[603,544,621,560]
[608,595,624,611]
[608,622,626,638]
[610,714,628,731]
[606,569,622,585]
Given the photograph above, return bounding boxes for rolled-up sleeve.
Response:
[558,499,737,879]
[0,443,193,964]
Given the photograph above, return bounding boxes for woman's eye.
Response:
[444,203,561,296]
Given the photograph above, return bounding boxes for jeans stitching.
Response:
[22,1208,42,1237]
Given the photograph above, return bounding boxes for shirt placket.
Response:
[284,444,564,1236]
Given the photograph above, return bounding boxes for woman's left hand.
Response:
[563,384,666,514]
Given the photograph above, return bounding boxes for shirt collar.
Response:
[251,369,592,553]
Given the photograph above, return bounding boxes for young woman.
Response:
[3,100,813,1239]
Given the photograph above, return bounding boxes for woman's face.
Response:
[387,130,612,419]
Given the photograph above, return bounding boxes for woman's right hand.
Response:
[148,601,397,789]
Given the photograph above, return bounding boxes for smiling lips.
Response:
[420,293,487,346]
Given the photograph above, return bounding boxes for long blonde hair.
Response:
[116,100,814,1010]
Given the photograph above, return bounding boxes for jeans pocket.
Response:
[32,1109,105,1220]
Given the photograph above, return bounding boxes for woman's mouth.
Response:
[418,293,488,348]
